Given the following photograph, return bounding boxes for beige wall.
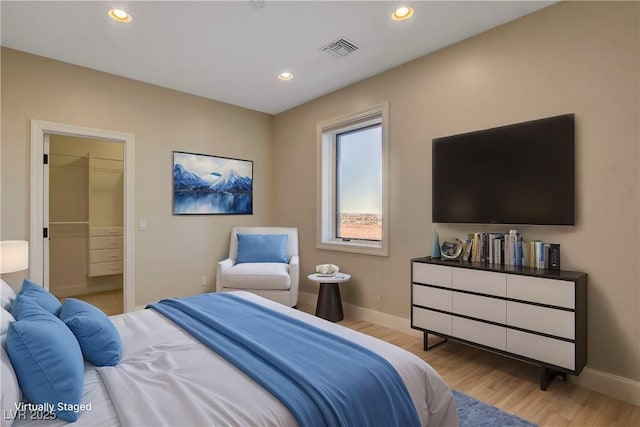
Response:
[1,47,274,305]
[273,1,639,381]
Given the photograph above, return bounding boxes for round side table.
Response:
[307,272,351,322]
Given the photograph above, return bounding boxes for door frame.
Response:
[30,119,135,312]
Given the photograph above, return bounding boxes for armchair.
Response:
[216,227,299,307]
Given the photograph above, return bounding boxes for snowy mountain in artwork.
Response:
[173,164,252,194]
[173,164,210,191]
[209,170,252,194]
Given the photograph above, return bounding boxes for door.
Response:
[30,120,135,312]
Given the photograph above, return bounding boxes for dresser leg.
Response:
[423,332,448,351]
[540,366,567,390]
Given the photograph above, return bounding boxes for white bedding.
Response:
[13,291,458,427]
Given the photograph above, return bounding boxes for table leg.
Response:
[316,282,344,322]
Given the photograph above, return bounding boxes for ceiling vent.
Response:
[319,37,360,59]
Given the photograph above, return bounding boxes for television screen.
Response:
[432,114,575,225]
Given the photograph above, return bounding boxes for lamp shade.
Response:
[0,240,29,274]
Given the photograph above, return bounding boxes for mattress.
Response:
[12,291,458,426]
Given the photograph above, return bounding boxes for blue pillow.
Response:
[13,279,61,317]
[59,298,121,367]
[10,294,34,320]
[9,296,47,320]
[236,234,289,263]
[6,299,84,422]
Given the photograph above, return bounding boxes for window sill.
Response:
[317,239,388,257]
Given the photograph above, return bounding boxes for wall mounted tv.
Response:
[432,114,575,225]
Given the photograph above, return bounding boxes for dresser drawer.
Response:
[412,307,452,335]
[507,329,575,370]
[453,292,506,323]
[452,268,506,297]
[507,301,575,340]
[90,236,123,250]
[89,249,123,263]
[412,263,452,288]
[89,227,123,237]
[507,275,574,309]
[88,261,123,277]
[413,284,451,311]
[453,316,506,351]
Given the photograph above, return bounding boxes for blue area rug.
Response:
[453,390,537,427]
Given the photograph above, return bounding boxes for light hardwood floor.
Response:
[61,289,123,316]
[78,295,639,425]
[334,315,640,427]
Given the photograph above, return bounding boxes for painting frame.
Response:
[172,151,253,215]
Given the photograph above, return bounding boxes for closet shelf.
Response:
[49,221,89,225]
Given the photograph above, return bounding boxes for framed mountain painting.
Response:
[172,151,253,215]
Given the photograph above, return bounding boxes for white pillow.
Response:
[1,347,21,427]
[0,308,14,336]
[0,279,16,311]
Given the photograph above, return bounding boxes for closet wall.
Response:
[49,135,124,296]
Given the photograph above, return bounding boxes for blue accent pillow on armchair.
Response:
[236,234,289,263]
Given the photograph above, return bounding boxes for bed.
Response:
[2,288,458,427]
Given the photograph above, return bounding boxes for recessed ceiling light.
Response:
[278,72,293,81]
[109,9,132,23]
[391,6,414,21]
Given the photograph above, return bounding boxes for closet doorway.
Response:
[30,120,135,313]
[49,135,124,315]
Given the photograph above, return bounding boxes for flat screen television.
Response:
[432,114,575,225]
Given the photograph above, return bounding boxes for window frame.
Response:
[316,102,389,256]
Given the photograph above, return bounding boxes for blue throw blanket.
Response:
[148,293,420,427]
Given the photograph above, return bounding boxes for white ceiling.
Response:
[1,1,555,115]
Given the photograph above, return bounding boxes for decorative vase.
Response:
[431,229,441,259]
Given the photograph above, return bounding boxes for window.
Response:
[317,103,389,256]
[336,124,382,241]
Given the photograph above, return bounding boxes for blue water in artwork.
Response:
[174,192,252,214]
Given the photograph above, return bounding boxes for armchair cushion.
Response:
[236,234,288,264]
[221,263,291,290]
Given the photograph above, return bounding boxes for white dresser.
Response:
[88,227,124,277]
[411,257,587,390]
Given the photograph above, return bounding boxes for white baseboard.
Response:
[297,291,317,306]
[298,291,421,337]
[569,367,640,406]
[299,291,640,407]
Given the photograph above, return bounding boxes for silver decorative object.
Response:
[440,239,463,259]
